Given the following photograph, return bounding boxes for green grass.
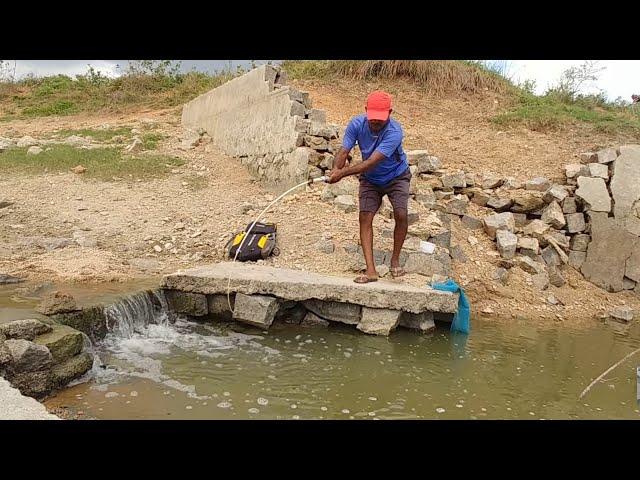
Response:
[42,128,164,150]
[3,60,639,138]
[22,99,78,117]
[0,145,184,180]
[0,70,237,120]
[48,127,134,142]
[492,92,640,135]
[141,132,165,150]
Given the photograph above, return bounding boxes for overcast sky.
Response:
[2,60,638,102]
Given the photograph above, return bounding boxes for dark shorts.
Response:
[358,168,412,213]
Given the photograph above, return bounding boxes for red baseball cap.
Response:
[366,90,392,121]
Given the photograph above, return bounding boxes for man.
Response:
[328,90,411,283]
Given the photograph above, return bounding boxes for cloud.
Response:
[7,60,121,79]
[509,60,640,101]
[5,60,267,80]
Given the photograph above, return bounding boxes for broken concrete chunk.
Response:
[576,176,611,212]
[232,294,279,328]
[496,230,518,260]
[357,307,401,336]
[483,212,515,240]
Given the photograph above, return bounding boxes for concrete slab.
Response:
[162,262,458,315]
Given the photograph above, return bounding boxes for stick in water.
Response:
[578,346,640,400]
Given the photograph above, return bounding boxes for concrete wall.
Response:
[182,65,341,191]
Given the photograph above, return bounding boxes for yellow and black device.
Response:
[227,222,279,262]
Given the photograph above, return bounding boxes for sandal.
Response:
[390,267,406,278]
[354,274,378,284]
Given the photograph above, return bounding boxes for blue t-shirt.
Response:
[342,114,409,186]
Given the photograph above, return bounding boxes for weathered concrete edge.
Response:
[160,275,458,314]
[0,376,59,420]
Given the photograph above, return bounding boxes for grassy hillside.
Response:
[1,60,638,137]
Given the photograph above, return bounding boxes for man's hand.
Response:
[328,168,344,184]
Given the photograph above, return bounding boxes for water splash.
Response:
[86,290,279,399]
[104,290,170,338]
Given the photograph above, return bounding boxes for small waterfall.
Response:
[73,289,277,400]
[103,290,171,339]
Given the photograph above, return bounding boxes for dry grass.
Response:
[283,60,513,96]
[285,60,640,138]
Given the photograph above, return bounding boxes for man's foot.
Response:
[354,274,379,284]
[390,266,406,278]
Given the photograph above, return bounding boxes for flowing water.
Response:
[2,281,640,419]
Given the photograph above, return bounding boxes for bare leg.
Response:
[359,211,378,278]
[391,208,408,269]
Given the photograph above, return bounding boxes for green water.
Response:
[2,281,640,419]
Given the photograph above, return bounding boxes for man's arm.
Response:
[328,151,386,184]
[329,122,403,183]
[331,117,358,172]
[333,146,351,170]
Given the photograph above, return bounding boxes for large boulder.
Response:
[52,305,108,343]
[36,291,79,315]
[625,248,640,283]
[3,339,53,373]
[6,370,53,399]
[0,319,52,341]
[610,145,640,236]
[581,212,640,292]
[34,325,84,363]
[51,353,94,389]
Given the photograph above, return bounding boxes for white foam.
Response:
[92,298,282,400]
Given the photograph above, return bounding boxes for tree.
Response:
[546,61,606,102]
[0,60,16,82]
[122,60,183,78]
